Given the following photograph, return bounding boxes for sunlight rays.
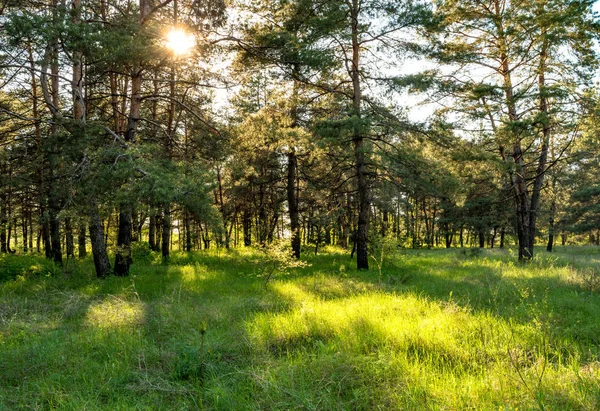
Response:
[165,28,195,57]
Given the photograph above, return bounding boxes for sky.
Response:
[211,1,600,123]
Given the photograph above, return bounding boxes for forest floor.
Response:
[1,245,599,410]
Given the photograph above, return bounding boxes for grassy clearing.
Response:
[1,246,599,410]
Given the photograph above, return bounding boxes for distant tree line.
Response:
[0,0,598,277]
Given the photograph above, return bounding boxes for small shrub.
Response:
[258,241,310,285]
[370,234,400,286]
[131,242,154,263]
[459,247,483,258]
[0,255,59,282]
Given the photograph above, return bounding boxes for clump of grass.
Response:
[576,267,600,292]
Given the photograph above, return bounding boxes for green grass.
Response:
[1,246,599,410]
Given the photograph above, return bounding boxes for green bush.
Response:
[0,254,59,282]
[130,241,154,263]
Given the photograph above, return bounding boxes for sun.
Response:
[165,28,195,56]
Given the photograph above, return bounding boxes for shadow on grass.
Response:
[0,250,271,409]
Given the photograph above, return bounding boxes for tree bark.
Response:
[44,0,63,265]
[149,214,157,251]
[243,208,251,246]
[287,149,300,258]
[162,205,171,262]
[22,212,28,253]
[114,65,141,275]
[493,0,552,261]
[185,211,192,252]
[351,0,369,269]
[0,193,7,253]
[89,202,111,277]
[546,202,555,252]
[114,209,133,276]
[78,223,87,258]
[48,194,62,264]
[65,218,75,258]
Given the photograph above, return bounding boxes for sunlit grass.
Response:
[85,296,145,330]
[247,277,598,409]
[0,246,599,409]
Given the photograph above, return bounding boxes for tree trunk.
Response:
[243,208,251,246]
[65,218,74,258]
[114,62,142,275]
[382,210,388,238]
[287,69,301,258]
[494,0,532,261]
[149,214,157,250]
[351,0,369,269]
[11,217,17,252]
[29,212,34,251]
[113,0,149,274]
[185,211,192,252]
[44,13,63,265]
[42,213,51,258]
[28,46,46,256]
[162,204,171,262]
[529,33,551,259]
[22,212,28,253]
[258,183,268,245]
[89,203,111,278]
[0,196,7,253]
[445,229,453,248]
[288,149,300,258]
[546,199,556,252]
[114,209,132,276]
[78,223,87,258]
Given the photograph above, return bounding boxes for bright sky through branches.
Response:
[165,29,195,56]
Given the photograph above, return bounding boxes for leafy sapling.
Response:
[370,234,399,287]
[259,240,310,286]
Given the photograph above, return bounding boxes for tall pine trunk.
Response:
[43,0,63,265]
[287,70,301,259]
[114,65,141,275]
[351,0,369,269]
